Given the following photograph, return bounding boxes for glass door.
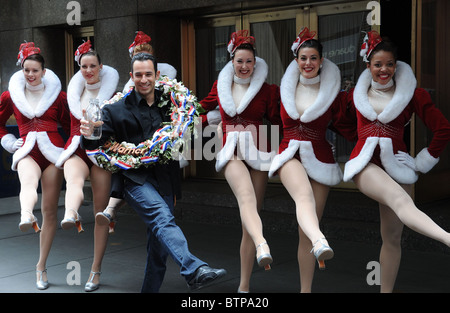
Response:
[243,9,299,85]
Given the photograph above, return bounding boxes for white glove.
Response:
[395,151,417,171]
[206,109,222,125]
[12,138,24,152]
[1,134,23,154]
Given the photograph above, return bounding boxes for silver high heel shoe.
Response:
[36,269,49,290]
[85,271,101,292]
[256,242,273,270]
[95,207,116,234]
[61,209,84,233]
[310,238,334,270]
[19,211,41,233]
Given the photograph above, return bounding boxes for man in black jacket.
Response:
[81,53,226,292]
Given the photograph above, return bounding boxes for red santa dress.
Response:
[268,58,355,185]
[200,57,281,172]
[55,65,119,168]
[344,61,450,184]
[0,69,70,171]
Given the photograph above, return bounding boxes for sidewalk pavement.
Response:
[1,188,450,296]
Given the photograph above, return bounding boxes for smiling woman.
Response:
[55,40,119,292]
[0,41,71,290]
[22,55,46,87]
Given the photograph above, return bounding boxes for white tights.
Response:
[63,155,111,284]
[354,163,450,292]
[279,159,328,245]
[17,156,64,280]
[224,158,268,292]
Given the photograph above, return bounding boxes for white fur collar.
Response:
[8,69,61,119]
[353,61,416,124]
[280,58,341,123]
[67,65,119,120]
[217,57,268,117]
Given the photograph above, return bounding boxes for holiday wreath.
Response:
[86,76,204,173]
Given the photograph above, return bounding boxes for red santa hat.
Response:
[291,27,317,56]
[227,30,255,57]
[128,31,152,57]
[74,40,92,66]
[17,42,41,67]
[360,30,383,62]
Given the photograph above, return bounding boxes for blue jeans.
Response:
[124,178,207,293]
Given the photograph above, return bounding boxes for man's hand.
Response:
[80,108,103,138]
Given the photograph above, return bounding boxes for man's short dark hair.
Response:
[131,52,158,74]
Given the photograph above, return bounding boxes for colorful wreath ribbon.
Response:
[86,76,203,173]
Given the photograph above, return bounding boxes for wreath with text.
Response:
[86,76,203,173]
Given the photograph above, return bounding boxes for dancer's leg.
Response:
[62,155,89,220]
[36,164,64,280]
[17,156,41,222]
[378,201,404,293]
[278,159,328,243]
[238,169,268,292]
[353,163,450,246]
[224,159,267,250]
[86,165,111,285]
[298,180,329,293]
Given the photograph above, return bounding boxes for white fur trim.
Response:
[1,133,19,153]
[157,63,177,80]
[269,140,301,177]
[36,132,64,164]
[280,58,341,123]
[344,137,420,184]
[215,132,238,172]
[55,135,81,168]
[353,61,417,123]
[379,138,418,184]
[8,69,61,119]
[299,141,342,185]
[268,140,342,185]
[343,137,379,182]
[217,57,268,117]
[238,131,275,171]
[10,131,64,171]
[215,131,275,172]
[415,147,439,173]
[67,65,119,119]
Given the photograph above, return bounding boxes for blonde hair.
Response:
[134,43,153,55]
